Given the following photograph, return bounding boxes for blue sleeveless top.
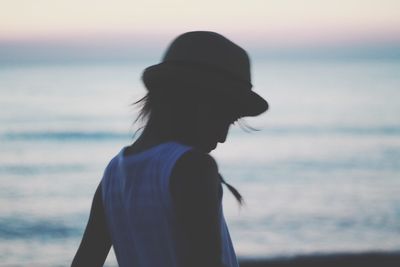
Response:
[101,142,239,267]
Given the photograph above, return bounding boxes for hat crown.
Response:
[142,31,268,116]
[162,31,251,83]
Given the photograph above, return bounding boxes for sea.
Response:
[0,58,399,266]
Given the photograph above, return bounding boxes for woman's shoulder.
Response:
[170,149,220,195]
[176,149,218,175]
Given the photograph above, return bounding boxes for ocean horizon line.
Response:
[1,43,399,66]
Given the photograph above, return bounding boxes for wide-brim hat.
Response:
[142,31,268,117]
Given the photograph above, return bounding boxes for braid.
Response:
[219,174,243,205]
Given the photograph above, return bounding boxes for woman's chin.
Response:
[198,142,217,153]
[208,143,218,152]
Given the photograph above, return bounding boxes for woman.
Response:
[72,31,268,267]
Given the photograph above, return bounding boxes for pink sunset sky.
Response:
[1,0,399,61]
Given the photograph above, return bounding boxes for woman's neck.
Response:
[125,124,196,156]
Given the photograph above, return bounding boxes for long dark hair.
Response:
[133,90,246,205]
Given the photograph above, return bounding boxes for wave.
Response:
[258,125,400,136]
[0,163,87,175]
[0,217,81,240]
[1,126,399,142]
[2,131,132,141]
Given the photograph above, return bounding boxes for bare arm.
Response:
[170,150,223,267]
[71,183,112,267]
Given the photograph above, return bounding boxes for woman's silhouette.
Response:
[72,31,268,267]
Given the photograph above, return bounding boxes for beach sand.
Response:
[239,252,400,267]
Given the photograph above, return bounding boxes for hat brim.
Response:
[142,62,269,117]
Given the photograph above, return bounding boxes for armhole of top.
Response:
[161,147,193,212]
[100,156,117,204]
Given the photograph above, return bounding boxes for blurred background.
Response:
[0,0,399,266]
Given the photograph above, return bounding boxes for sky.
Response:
[1,0,400,61]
